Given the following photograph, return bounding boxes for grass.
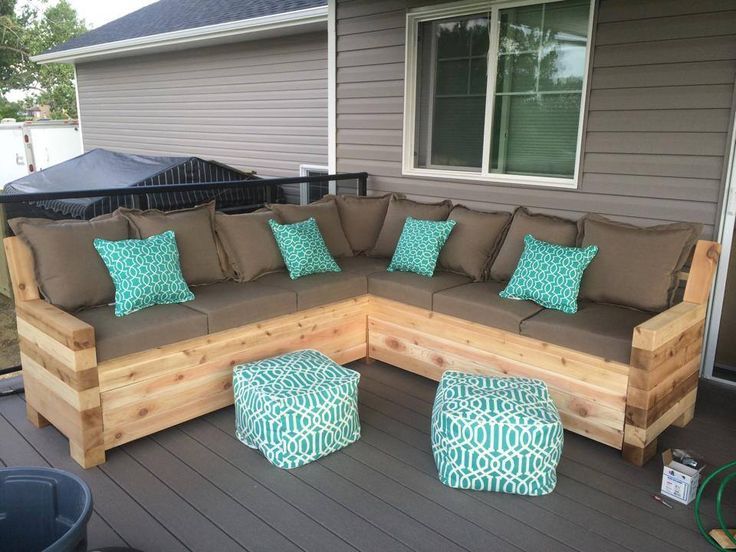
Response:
[0,294,20,380]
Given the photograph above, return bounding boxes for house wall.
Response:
[335,0,736,236]
[75,32,328,178]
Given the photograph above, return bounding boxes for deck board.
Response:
[2,360,735,552]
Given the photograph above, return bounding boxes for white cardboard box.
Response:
[661,450,702,505]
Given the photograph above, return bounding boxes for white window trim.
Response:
[299,164,330,204]
[402,0,595,189]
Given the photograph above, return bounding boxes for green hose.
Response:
[695,460,736,550]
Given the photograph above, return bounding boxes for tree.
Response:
[0,95,22,119]
[0,0,87,118]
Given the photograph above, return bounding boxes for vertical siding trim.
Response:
[576,0,600,187]
[73,64,85,152]
[328,0,337,175]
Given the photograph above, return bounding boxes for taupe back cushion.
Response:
[578,214,702,312]
[490,207,578,281]
[215,211,284,282]
[9,214,129,311]
[369,197,453,257]
[268,200,353,258]
[334,193,395,254]
[439,205,512,281]
[119,202,224,285]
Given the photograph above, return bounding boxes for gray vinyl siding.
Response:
[335,0,736,237]
[76,32,327,178]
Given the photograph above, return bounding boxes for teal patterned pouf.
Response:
[431,371,563,495]
[233,350,361,469]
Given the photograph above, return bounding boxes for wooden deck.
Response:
[1,360,734,552]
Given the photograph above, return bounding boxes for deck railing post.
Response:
[357,173,368,196]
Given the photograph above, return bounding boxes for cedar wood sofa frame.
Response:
[4,236,720,469]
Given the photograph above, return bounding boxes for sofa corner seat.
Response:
[368,271,471,310]
[257,270,367,310]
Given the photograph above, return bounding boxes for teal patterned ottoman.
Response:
[431,371,563,495]
[233,349,361,469]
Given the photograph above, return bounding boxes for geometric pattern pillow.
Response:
[432,371,563,495]
[268,218,341,279]
[233,349,361,469]
[387,217,457,277]
[500,234,598,314]
[93,230,194,317]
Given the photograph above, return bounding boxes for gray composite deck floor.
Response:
[1,360,735,552]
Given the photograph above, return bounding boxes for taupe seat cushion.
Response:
[433,282,544,333]
[519,303,653,364]
[77,304,208,362]
[118,202,224,285]
[182,281,296,333]
[9,214,129,312]
[257,271,367,310]
[338,256,390,276]
[368,271,470,310]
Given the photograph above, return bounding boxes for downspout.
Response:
[327,0,337,193]
[73,64,85,152]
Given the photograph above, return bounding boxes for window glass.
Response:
[408,0,591,182]
[491,0,590,177]
[414,15,490,171]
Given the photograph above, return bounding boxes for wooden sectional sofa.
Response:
[4,232,719,469]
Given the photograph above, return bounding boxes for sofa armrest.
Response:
[632,301,706,352]
[623,240,719,466]
[17,299,95,352]
[15,300,103,468]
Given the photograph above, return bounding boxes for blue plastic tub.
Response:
[0,467,93,552]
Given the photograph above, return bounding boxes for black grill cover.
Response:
[3,148,263,219]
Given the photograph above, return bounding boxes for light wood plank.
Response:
[17,316,96,371]
[19,336,99,391]
[98,296,369,391]
[710,529,736,549]
[684,241,721,304]
[372,297,631,379]
[17,299,95,351]
[368,319,625,448]
[3,237,39,302]
[22,353,100,412]
[624,388,698,448]
[632,301,706,351]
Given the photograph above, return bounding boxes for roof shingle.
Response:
[46,0,327,54]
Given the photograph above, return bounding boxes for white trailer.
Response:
[0,119,82,188]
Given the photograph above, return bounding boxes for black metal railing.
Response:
[0,171,368,393]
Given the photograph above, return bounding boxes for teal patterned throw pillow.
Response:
[500,234,598,314]
[93,230,194,317]
[268,217,341,279]
[387,217,457,277]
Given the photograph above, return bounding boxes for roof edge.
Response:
[32,5,328,64]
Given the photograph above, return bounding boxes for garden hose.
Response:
[695,460,736,550]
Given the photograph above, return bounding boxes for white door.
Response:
[703,110,736,386]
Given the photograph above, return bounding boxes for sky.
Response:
[67,0,158,29]
[6,0,158,101]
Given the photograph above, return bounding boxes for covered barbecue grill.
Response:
[3,148,265,220]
